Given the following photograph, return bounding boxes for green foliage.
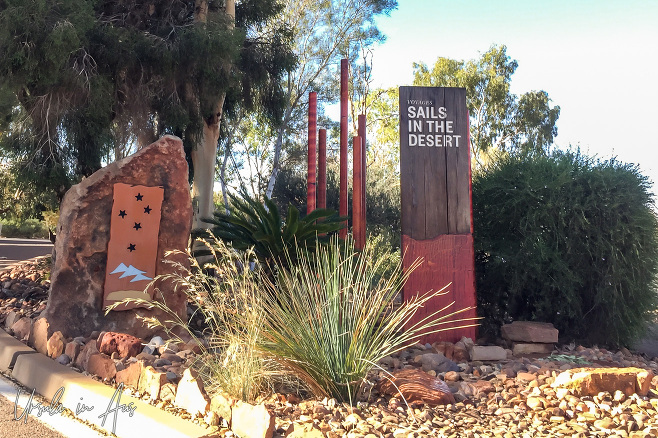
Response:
[0,219,48,239]
[473,151,658,347]
[256,236,477,402]
[200,191,345,272]
[413,45,560,164]
[0,0,295,199]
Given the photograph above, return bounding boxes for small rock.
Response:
[231,402,274,438]
[116,361,143,388]
[10,317,33,341]
[55,354,71,366]
[98,332,143,359]
[174,368,210,416]
[86,354,117,380]
[138,365,167,400]
[47,331,65,359]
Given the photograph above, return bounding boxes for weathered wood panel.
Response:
[399,86,476,344]
[402,234,477,343]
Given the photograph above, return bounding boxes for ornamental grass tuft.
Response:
[108,234,478,403]
[105,236,280,402]
[257,236,478,402]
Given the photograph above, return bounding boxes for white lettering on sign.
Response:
[407,104,460,147]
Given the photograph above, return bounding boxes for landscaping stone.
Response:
[39,136,192,339]
[160,383,177,403]
[4,310,19,330]
[28,317,49,354]
[378,369,455,405]
[86,353,117,380]
[513,342,554,355]
[98,331,142,359]
[174,368,210,417]
[232,402,275,438]
[552,367,654,396]
[55,354,71,366]
[115,361,143,388]
[210,392,235,424]
[468,345,507,361]
[46,331,65,359]
[76,339,99,370]
[64,341,81,364]
[10,317,32,341]
[501,321,559,343]
[138,365,167,400]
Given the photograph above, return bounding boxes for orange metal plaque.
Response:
[104,183,164,311]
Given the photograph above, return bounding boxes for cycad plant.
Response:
[199,192,345,273]
[257,236,478,402]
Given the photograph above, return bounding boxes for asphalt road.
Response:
[0,238,53,271]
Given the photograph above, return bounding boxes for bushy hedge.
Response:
[473,151,658,347]
[0,219,48,239]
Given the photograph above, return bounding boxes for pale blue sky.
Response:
[369,0,658,190]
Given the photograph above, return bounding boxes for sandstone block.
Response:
[210,392,235,424]
[76,340,99,370]
[160,383,177,403]
[47,331,65,359]
[64,342,81,364]
[552,367,654,396]
[10,317,32,341]
[174,368,209,416]
[86,353,117,380]
[138,365,167,400]
[501,321,558,343]
[28,317,49,355]
[232,402,275,438]
[116,361,143,389]
[512,342,554,356]
[468,345,507,361]
[4,311,20,330]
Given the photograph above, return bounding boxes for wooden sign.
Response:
[399,86,477,343]
[104,183,164,311]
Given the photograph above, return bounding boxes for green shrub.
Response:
[0,218,48,238]
[473,151,658,347]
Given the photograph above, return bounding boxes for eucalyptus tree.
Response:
[235,0,398,199]
[0,0,295,226]
[413,45,561,165]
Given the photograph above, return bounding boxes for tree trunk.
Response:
[191,0,234,230]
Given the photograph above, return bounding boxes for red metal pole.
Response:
[358,114,367,243]
[307,92,317,214]
[318,128,327,210]
[352,136,364,249]
[339,59,348,239]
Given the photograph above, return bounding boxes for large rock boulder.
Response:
[501,321,559,343]
[378,368,455,406]
[39,136,191,339]
[551,367,654,396]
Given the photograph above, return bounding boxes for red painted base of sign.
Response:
[402,233,478,344]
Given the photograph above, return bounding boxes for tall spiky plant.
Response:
[256,236,479,402]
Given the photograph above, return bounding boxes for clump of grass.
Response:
[108,234,478,404]
[256,236,479,402]
[106,236,280,402]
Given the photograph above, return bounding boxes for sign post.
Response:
[399,86,477,343]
